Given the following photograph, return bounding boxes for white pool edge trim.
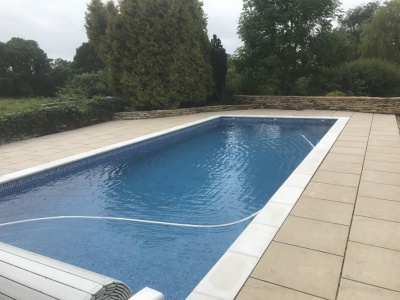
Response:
[187,116,349,300]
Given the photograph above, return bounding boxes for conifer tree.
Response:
[209,34,228,101]
[86,0,212,109]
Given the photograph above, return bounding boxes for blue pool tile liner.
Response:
[0,116,336,199]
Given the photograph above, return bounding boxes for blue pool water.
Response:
[0,117,335,299]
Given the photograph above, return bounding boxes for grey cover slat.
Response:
[0,261,89,300]
[0,275,56,300]
[0,249,101,293]
[0,242,133,300]
[0,292,14,300]
[0,243,112,285]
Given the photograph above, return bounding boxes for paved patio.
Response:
[0,109,399,299]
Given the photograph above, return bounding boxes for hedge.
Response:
[0,97,130,144]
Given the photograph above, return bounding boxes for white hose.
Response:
[300,134,315,148]
[0,211,261,229]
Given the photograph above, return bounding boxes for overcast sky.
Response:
[0,0,381,61]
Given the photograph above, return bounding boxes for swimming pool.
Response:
[0,116,346,299]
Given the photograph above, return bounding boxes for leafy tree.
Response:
[340,1,380,46]
[237,0,341,95]
[298,29,352,95]
[0,42,11,96]
[225,54,246,95]
[209,34,228,102]
[48,58,74,95]
[0,37,51,97]
[359,0,400,64]
[72,42,105,74]
[86,0,213,110]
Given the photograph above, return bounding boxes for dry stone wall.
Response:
[235,95,400,114]
[113,104,260,120]
[114,96,400,120]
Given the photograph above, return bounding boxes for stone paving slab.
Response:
[318,160,363,175]
[322,152,365,164]
[342,242,400,292]
[350,215,400,251]
[311,170,360,187]
[337,279,400,300]
[361,170,400,186]
[355,196,400,223]
[358,181,400,202]
[301,182,357,204]
[251,242,343,300]
[237,278,324,300]
[363,160,400,173]
[273,215,349,256]
[290,197,354,226]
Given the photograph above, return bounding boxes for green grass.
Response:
[0,98,58,117]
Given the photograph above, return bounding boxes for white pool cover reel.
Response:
[130,287,164,300]
[0,242,165,300]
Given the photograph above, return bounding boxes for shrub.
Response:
[57,70,111,100]
[335,58,400,97]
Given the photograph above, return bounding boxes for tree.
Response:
[0,42,11,96]
[359,0,400,64]
[340,1,380,46]
[237,0,341,95]
[225,54,245,94]
[298,29,352,95]
[72,42,105,74]
[85,0,213,109]
[0,38,52,97]
[209,34,228,102]
[48,58,74,95]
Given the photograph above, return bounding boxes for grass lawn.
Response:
[0,98,58,117]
